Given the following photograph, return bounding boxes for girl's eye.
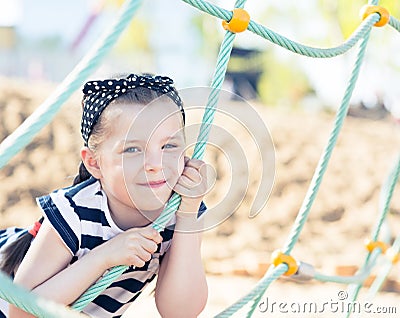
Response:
[124,146,141,153]
[162,143,177,150]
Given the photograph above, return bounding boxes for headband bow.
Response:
[81,74,184,145]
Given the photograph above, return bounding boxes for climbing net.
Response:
[0,0,399,317]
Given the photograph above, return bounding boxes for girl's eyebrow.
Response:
[119,135,183,145]
[115,139,141,150]
[161,134,186,144]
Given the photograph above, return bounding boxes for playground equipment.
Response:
[0,0,399,317]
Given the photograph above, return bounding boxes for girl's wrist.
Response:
[175,210,199,232]
[178,198,202,213]
[92,243,115,270]
[175,199,204,232]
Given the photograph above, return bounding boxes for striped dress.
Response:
[0,177,205,318]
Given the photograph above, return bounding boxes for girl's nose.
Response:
[144,150,163,173]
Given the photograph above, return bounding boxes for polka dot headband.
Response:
[81,73,184,145]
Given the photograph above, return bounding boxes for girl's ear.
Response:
[81,147,102,179]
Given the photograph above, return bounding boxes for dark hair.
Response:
[73,84,184,186]
[0,217,44,276]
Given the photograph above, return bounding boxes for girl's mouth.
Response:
[140,180,167,189]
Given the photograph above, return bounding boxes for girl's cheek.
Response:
[122,157,140,173]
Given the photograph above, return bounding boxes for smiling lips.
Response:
[139,180,167,188]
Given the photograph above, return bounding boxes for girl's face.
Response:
[95,99,185,221]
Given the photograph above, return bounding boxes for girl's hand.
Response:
[173,156,208,213]
[97,226,163,269]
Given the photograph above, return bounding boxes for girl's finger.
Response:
[142,240,159,254]
[140,227,163,243]
[185,158,204,170]
[129,255,146,268]
[178,175,195,188]
[182,167,201,183]
[173,183,191,197]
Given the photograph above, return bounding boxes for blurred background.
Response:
[1,0,400,114]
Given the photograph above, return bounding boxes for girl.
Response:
[2,73,208,317]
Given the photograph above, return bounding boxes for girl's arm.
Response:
[155,158,209,317]
[10,219,162,318]
[9,219,110,318]
[154,204,208,318]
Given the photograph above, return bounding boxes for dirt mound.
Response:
[1,77,400,283]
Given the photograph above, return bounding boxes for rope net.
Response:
[0,0,399,317]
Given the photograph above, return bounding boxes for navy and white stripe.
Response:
[0,227,26,250]
[36,177,206,318]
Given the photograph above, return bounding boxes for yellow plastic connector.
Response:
[222,8,250,33]
[365,239,388,254]
[386,247,400,264]
[360,5,390,27]
[271,250,298,276]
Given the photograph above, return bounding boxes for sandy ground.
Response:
[1,78,400,317]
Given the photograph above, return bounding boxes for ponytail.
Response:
[73,161,92,185]
[0,217,44,276]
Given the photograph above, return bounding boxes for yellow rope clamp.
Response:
[365,239,388,254]
[222,8,250,33]
[360,5,390,27]
[271,250,298,276]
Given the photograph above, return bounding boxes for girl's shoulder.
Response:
[36,177,109,255]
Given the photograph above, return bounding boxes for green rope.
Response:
[282,27,372,255]
[248,16,378,58]
[372,154,400,241]
[214,9,376,318]
[313,250,380,284]
[0,0,143,169]
[389,16,400,32]
[344,153,400,318]
[367,232,400,298]
[0,272,85,318]
[181,0,380,58]
[215,265,288,317]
